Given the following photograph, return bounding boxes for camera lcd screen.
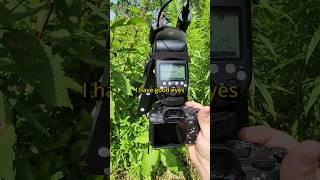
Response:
[160,64,186,81]
[212,12,240,58]
[153,122,186,148]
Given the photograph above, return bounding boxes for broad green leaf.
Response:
[0,91,16,180]
[50,29,71,39]
[126,16,146,26]
[306,28,320,65]
[305,83,320,115]
[51,171,64,180]
[134,131,148,144]
[110,18,127,29]
[0,124,16,180]
[2,30,81,108]
[14,102,51,138]
[0,2,46,24]
[160,149,179,174]
[15,157,34,180]
[141,148,159,177]
[112,71,132,96]
[86,2,108,21]
[76,109,91,132]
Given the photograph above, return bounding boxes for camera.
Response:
[210,0,287,179]
[138,0,200,149]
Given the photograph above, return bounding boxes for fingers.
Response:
[281,140,320,180]
[185,101,204,110]
[185,101,210,136]
[239,126,298,151]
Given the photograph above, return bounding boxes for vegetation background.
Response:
[0,0,320,179]
[110,0,320,179]
[110,0,210,179]
[0,0,108,179]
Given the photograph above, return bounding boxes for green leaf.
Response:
[0,2,46,25]
[160,149,179,174]
[0,58,14,68]
[2,30,81,108]
[255,79,277,119]
[14,102,51,138]
[141,148,159,177]
[305,83,320,115]
[110,18,127,29]
[258,34,278,58]
[76,109,91,132]
[291,120,299,138]
[110,93,115,120]
[0,124,16,180]
[306,28,320,65]
[86,2,108,21]
[51,171,64,180]
[134,132,148,144]
[15,157,34,180]
[272,85,294,95]
[50,29,71,39]
[112,71,132,96]
[126,17,146,26]
[0,91,16,180]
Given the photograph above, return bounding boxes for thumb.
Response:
[197,106,210,134]
[281,140,320,180]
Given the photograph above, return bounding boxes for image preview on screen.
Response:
[160,64,186,81]
[212,12,240,59]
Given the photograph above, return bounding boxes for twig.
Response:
[38,0,54,39]
[9,0,26,13]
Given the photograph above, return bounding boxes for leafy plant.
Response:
[110,0,209,179]
[0,0,108,179]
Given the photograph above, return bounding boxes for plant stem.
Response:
[38,0,54,39]
[9,0,26,13]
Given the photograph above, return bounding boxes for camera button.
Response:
[97,147,110,158]
[225,63,236,74]
[252,159,276,171]
[211,64,219,74]
[237,71,247,81]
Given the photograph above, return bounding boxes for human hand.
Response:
[239,126,320,180]
[185,101,210,180]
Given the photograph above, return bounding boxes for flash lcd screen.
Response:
[160,64,186,81]
[212,12,241,58]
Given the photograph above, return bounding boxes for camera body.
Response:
[138,1,199,149]
[212,140,288,180]
[149,106,199,148]
[210,0,287,179]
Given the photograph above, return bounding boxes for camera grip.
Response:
[184,107,200,144]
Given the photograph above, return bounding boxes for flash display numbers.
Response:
[160,64,186,81]
[212,12,240,58]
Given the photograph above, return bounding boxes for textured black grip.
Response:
[184,107,200,144]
